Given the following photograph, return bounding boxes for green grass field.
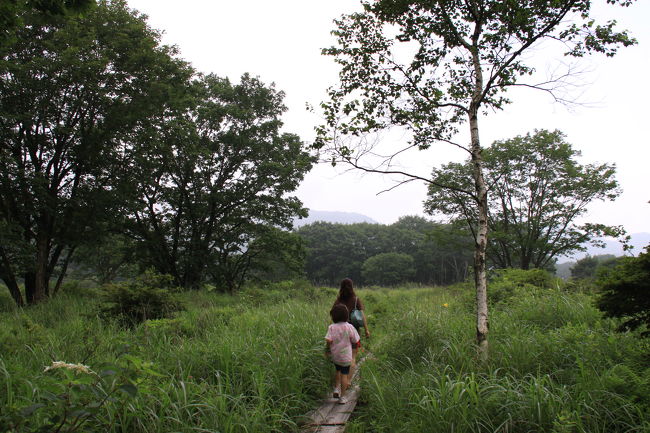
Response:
[1,281,648,432]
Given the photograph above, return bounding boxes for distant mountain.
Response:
[579,232,650,259]
[554,261,574,280]
[293,210,378,227]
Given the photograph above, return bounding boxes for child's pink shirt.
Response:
[325,322,360,366]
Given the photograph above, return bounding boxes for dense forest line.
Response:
[296,216,472,286]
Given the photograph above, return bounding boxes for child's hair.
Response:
[330,303,349,323]
[338,278,355,302]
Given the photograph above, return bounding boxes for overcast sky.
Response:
[127,0,650,234]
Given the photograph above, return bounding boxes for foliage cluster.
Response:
[426,130,624,270]
[361,252,415,286]
[98,271,184,327]
[596,245,650,335]
[485,268,557,305]
[296,215,472,286]
[571,254,619,280]
[1,354,154,433]
[0,0,312,306]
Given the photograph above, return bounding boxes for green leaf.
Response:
[20,403,46,416]
[70,409,92,418]
[118,383,138,397]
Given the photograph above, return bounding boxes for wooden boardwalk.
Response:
[300,357,367,433]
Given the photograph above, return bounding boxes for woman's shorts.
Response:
[334,364,351,375]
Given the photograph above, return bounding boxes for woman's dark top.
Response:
[334,296,364,318]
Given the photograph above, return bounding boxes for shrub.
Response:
[99,270,183,326]
[487,268,556,304]
[596,245,650,335]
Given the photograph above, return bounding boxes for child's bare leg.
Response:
[334,370,341,388]
[350,348,358,378]
[340,371,350,395]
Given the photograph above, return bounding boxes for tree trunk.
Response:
[469,106,489,360]
[32,232,50,302]
[0,268,24,307]
[0,245,24,306]
[26,232,50,304]
[24,271,36,304]
[469,26,489,358]
[52,246,75,296]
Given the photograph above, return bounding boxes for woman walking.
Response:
[332,278,370,375]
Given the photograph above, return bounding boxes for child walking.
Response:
[325,303,360,404]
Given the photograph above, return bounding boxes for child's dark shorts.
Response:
[334,364,351,375]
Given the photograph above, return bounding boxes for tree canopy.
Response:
[0,0,190,305]
[123,73,313,291]
[425,129,624,270]
[0,0,313,304]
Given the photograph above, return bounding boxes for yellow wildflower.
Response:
[442,303,449,308]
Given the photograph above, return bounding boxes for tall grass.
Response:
[2,282,649,432]
[0,286,334,432]
[349,286,650,433]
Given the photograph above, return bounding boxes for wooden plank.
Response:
[302,425,346,433]
[300,353,370,432]
[304,400,337,425]
[326,385,359,425]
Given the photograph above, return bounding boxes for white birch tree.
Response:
[314,0,637,357]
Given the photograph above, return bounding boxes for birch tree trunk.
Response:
[469,107,489,360]
[470,31,489,359]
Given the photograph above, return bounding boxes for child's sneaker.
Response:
[332,386,340,398]
[338,395,348,405]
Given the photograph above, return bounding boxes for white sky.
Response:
[127,0,650,234]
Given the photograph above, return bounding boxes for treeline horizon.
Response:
[295,216,473,287]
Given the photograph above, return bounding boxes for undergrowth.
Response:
[1,276,648,432]
[351,283,650,433]
[0,284,334,432]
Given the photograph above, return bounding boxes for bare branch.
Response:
[481,2,576,103]
[375,177,417,195]
[333,154,477,199]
